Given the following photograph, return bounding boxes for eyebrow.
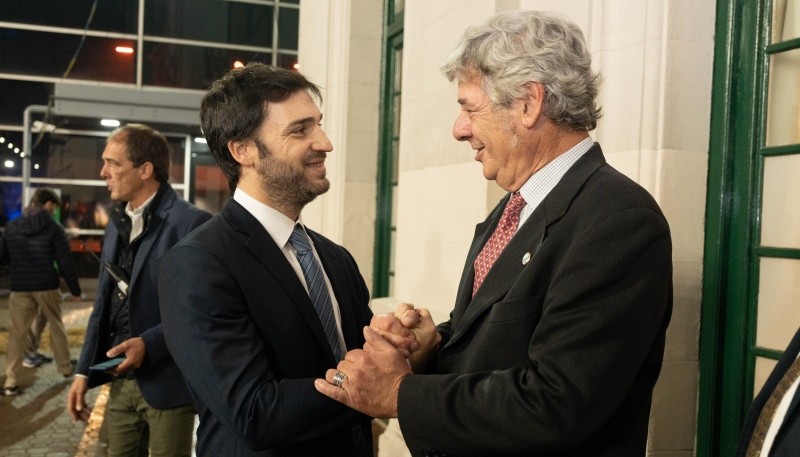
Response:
[284,114,323,133]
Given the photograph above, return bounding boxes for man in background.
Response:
[316,10,673,457]
[2,188,82,396]
[66,124,211,457]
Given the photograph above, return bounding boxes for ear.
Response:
[139,162,155,180]
[520,82,546,129]
[227,139,254,167]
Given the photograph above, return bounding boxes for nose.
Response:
[314,128,334,153]
[99,163,109,179]
[452,111,471,141]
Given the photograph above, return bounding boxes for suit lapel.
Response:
[444,144,607,349]
[222,200,339,362]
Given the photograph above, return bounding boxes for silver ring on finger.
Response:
[332,370,347,388]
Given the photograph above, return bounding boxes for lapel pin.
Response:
[522,252,531,265]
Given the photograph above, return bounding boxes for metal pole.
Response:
[22,105,48,207]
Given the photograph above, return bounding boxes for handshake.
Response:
[314,303,442,418]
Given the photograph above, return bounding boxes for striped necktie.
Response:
[289,225,343,361]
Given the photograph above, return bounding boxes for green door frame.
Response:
[696,0,800,455]
[373,0,403,297]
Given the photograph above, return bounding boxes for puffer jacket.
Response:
[0,207,81,295]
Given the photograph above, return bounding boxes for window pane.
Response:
[0,81,51,126]
[145,0,273,47]
[278,6,299,50]
[0,130,24,177]
[0,0,138,33]
[761,154,800,248]
[278,53,298,71]
[0,182,23,224]
[143,42,271,90]
[765,48,800,146]
[772,0,800,43]
[756,257,800,352]
[0,28,135,83]
[753,357,778,396]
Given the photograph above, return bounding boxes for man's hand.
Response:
[66,377,91,422]
[315,327,411,418]
[370,303,442,371]
[106,336,145,375]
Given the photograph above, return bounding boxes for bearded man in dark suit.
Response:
[159,63,375,457]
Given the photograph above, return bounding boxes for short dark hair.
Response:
[30,188,61,207]
[108,123,171,183]
[200,62,322,191]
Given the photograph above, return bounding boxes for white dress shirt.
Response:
[233,188,346,355]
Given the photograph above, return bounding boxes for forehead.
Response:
[102,138,130,162]
[264,90,322,127]
[456,76,490,107]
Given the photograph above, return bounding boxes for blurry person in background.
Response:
[1,188,82,396]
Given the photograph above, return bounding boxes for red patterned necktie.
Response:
[472,192,526,296]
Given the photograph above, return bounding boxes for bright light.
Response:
[101,119,121,127]
[194,137,207,144]
[233,60,245,69]
[115,46,134,54]
[14,148,19,153]
[0,137,5,143]
[293,63,300,70]
[20,152,26,158]
[4,160,13,168]
[34,163,40,170]
[7,143,13,149]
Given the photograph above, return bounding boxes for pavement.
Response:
[0,278,107,457]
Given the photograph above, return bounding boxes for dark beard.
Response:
[254,139,330,210]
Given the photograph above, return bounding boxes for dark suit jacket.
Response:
[397,144,673,457]
[737,327,800,457]
[159,199,373,457]
[76,184,211,409]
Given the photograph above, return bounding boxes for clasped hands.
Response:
[314,303,441,418]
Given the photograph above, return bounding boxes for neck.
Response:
[128,181,161,210]
[507,126,589,192]
[237,177,302,221]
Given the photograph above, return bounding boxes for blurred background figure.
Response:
[1,187,82,396]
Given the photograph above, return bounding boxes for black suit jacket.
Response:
[159,199,373,457]
[397,144,673,457]
[77,184,211,409]
[737,327,800,457]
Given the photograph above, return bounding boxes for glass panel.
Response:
[392,95,401,136]
[756,257,800,351]
[761,154,800,248]
[278,53,299,71]
[772,0,800,43]
[0,182,23,224]
[391,140,399,183]
[0,0,138,33]
[393,47,403,92]
[143,42,271,90]
[0,29,136,83]
[31,135,105,180]
[766,48,800,146]
[0,80,52,126]
[391,184,398,227]
[278,6,299,50]
[754,356,779,396]
[394,0,405,16]
[0,131,24,177]
[45,183,112,230]
[145,0,273,47]
[192,161,230,215]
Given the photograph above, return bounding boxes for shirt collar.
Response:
[518,136,594,209]
[233,187,303,248]
[125,190,158,218]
